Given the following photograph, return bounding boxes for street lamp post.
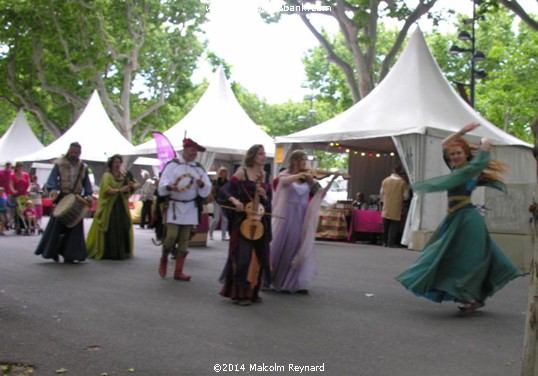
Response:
[298,91,317,127]
[449,0,486,108]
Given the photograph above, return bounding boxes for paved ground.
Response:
[0,217,530,376]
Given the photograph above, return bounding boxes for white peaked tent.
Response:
[130,66,275,171]
[276,28,535,268]
[18,90,134,163]
[0,109,44,163]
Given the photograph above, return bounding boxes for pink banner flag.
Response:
[153,132,176,172]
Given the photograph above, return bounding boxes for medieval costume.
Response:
[35,148,93,263]
[87,170,137,260]
[157,139,211,281]
[270,170,337,293]
[396,149,523,308]
[218,170,272,304]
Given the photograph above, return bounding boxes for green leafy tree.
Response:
[0,0,207,143]
[484,0,538,32]
[426,7,537,143]
[302,23,401,111]
[477,15,538,142]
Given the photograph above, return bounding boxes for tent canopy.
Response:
[18,90,134,163]
[130,66,275,162]
[0,110,44,164]
[275,28,529,149]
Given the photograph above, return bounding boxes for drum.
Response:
[53,194,89,228]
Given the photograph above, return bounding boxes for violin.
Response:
[299,168,350,181]
[239,174,265,241]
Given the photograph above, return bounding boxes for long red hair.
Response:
[445,137,507,183]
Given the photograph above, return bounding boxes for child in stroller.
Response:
[22,200,41,234]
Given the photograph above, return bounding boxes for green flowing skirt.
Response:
[396,206,523,303]
[88,198,132,260]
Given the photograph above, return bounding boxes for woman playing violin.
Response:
[270,150,339,294]
[87,154,139,260]
[217,144,272,306]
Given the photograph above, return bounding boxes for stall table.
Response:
[316,208,350,241]
[347,210,383,243]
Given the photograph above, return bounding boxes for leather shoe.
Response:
[458,301,484,313]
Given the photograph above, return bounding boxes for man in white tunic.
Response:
[158,138,211,281]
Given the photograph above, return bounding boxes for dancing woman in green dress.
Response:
[396,123,523,313]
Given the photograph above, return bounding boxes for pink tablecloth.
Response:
[347,210,383,242]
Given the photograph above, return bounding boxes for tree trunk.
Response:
[521,118,538,376]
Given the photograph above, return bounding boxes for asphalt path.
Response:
[0,217,529,376]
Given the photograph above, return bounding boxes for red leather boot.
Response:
[158,248,170,278]
[173,253,191,281]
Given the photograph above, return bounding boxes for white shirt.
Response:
[158,157,212,225]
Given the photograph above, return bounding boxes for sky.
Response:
[195,0,538,104]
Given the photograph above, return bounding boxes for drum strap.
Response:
[72,163,85,194]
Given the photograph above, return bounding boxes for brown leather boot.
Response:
[158,247,170,278]
[173,253,191,281]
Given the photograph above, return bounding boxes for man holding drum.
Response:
[35,142,93,263]
[158,138,211,281]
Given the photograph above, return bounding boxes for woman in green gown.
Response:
[87,155,139,260]
[396,123,523,313]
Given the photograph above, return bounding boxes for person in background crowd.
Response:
[353,192,368,210]
[209,166,229,241]
[87,154,139,260]
[152,175,166,242]
[380,164,409,247]
[35,142,93,263]
[270,150,339,294]
[218,144,272,306]
[0,187,14,235]
[157,138,211,281]
[10,162,30,235]
[139,170,156,229]
[396,122,523,313]
[368,195,381,211]
[0,162,13,230]
[0,162,13,194]
[10,162,30,198]
[28,174,43,230]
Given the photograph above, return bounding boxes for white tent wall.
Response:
[485,145,536,270]
[30,163,54,189]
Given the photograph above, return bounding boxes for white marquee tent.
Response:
[18,90,134,163]
[0,109,44,164]
[275,28,535,268]
[129,66,275,172]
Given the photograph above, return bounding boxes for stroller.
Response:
[15,196,42,235]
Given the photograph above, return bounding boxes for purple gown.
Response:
[270,176,320,292]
